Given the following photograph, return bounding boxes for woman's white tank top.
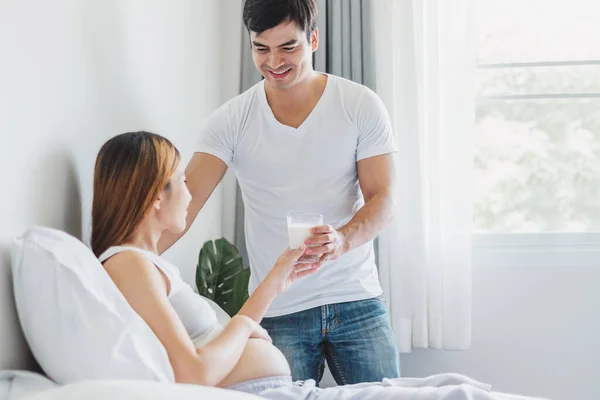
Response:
[99,246,223,347]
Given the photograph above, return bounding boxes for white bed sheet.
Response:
[0,371,57,400]
[0,370,261,400]
[0,370,551,400]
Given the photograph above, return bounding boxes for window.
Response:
[473,0,600,266]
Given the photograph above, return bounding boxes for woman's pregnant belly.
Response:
[217,338,291,387]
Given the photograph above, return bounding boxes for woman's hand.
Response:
[265,244,322,294]
[231,314,271,342]
[247,319,272,342]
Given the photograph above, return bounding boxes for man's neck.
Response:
[265,70,322,109]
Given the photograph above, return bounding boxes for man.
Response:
[159,0,400,385]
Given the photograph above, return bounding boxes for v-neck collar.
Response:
[259,73,332,137]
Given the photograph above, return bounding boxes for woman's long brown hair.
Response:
[91,131,180,257]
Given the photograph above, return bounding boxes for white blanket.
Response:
[255,374,551,400]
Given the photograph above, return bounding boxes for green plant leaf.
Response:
[195,237,250,317]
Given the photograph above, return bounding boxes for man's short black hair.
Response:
[243,0,318,40]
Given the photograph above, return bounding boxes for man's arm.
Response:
[158,152,228,255]
[307,152,396,259]
[339,152,397,252]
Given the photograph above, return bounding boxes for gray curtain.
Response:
[314,0,374,89]
[235,1,375,265]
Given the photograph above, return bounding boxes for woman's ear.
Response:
[153,197,161,211]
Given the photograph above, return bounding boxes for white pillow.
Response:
[11,227,175,385]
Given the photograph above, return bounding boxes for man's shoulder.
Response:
[325,74,383,121]
[328,74,372,95]
[208,80,263,123]
[326,74,378,108]
[223,80,262,110]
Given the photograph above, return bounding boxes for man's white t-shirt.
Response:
[196,73,397,317]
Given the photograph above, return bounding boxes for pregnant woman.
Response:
[91,131,321,389]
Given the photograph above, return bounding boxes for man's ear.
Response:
[311,27,319,52]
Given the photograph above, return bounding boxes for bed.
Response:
[0,228,551,400]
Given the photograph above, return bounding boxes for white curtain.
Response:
[372,0,476,352]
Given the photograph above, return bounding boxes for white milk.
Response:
[287,222,313,249]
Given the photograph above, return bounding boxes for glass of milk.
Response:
[286,212,323,263]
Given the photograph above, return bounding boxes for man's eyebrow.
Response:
[251,39,298,48]
[278,40,298,47]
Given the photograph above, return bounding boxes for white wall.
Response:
[400,264,600,400]
[0,0,225,370]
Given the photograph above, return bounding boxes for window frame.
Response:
[474,60,600,267]
[473,233,600,268]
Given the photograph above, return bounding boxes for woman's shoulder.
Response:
[102,249,160,278]
[102,249,172,301]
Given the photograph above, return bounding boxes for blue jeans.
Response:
[260,297,400,385]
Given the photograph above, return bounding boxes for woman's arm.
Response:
[103,251,263,386]
[236,275,280,323]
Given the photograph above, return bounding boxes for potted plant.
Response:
[195,237,250,317]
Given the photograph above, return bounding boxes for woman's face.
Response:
[156,163,192,234]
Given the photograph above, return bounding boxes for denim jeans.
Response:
[260,297,400,385]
